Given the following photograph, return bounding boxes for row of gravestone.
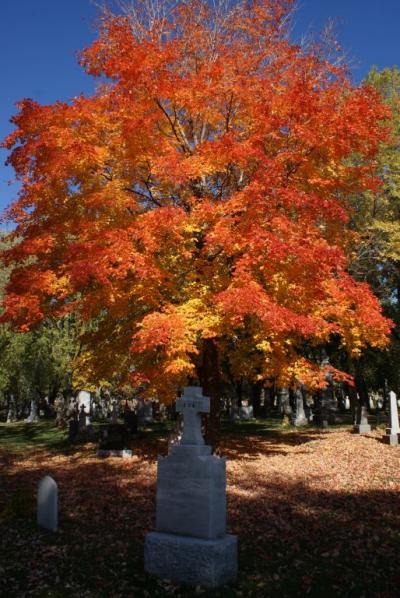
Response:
[229,389,394,426]
[352,391,400,446]
[67,394,154,441]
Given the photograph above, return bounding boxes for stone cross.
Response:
[385,391,400,445]
[37,475,58,532]
[176,386,210,446]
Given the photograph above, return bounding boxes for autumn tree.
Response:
[0,0,392,434]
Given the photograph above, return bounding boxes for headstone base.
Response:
[383,433,399,446]
[97,449,133,458]
[293,416,308,427]
[353,424,371,434]
[144,531,237,588]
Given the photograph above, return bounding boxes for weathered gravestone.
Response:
[97,423,133,458]
[384,391,400,446]
[138,399,154,426]
[123,405,138,435]
[354,405,371,434]
[144,386,237,588]
[293,386,308,427]
[37,476,58,532]
[277,387,292,419]
[25,392,40,423]
[239,402,254,421]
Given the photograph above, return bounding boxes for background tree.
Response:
[0,0,392,436]
[347,66,400,395]
[0,233,84,419]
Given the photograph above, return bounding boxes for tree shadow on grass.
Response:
[0,421,76,453]
[1,440,399,598]
[0,419,349,463]
[220,424,327,460]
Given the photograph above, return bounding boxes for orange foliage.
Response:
[0,0,392,397]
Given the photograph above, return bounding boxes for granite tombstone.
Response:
[354,404,371,434]
[144,386,237,587]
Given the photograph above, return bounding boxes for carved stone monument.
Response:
[25,391,40,423]
[293,387,308,427]
[354,404,371,434]
[384,391,400,446]
[144,386,237,587]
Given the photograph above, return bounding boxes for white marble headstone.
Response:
[37,475,58,532]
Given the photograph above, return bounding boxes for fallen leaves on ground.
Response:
[0,426,399,597]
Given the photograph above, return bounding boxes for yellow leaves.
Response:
[372,220,400,261]
[51,275,71,298]
[164,357,195,376]
[177,297,221,338]
[255,339,272,353]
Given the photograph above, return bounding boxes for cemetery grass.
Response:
[0,420,399,597]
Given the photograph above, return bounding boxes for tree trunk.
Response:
[200,338,221,449]
[251,381,263,418]
[265,384,276,414]
[236,379,243,407]
[6,394,18,423]
[355,372,369,409]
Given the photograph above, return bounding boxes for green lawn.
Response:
[0,421,69,452]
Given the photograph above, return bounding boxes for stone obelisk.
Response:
[384,391,400,445]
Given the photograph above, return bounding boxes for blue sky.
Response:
[1,0,399,216]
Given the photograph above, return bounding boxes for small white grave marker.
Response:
[37,475,58,532]
[176,386,210,445]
